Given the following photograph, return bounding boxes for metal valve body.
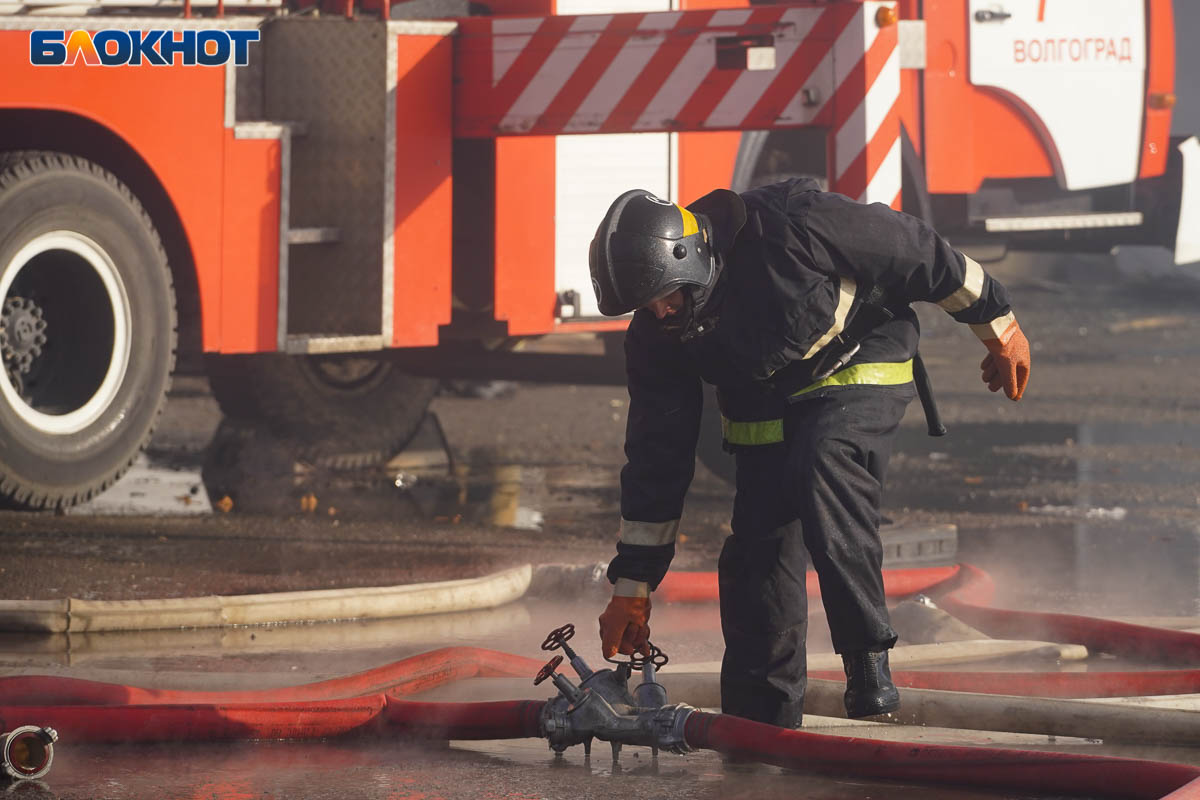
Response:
[534,624,694,758]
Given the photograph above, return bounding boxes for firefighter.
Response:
[590,179,1030,727]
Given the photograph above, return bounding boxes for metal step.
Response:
[984,212,1143,233]
[262,19,391,341]
[285,334,386,355]
[287,227,340,245]
[879,523,957,568]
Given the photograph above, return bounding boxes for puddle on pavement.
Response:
[187,411,636,535]
[67,452,212,516]
[85,412,733,537]
[25,737,1050,800]
[81,412,1200,618]
[893,420,1200,516]
[0,603,538,670]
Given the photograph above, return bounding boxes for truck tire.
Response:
[205,353,438,469]
[0,152,176,508]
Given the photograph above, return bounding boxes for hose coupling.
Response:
[650,704,695,755]
[2,726,58,781]
[541,686,613,754]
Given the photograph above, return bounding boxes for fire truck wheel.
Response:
[0,151,176,509]
[205,353,438,468]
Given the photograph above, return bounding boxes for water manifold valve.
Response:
[534,623,693,762]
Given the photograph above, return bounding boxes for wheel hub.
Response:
[310,356,387,392]
[0,295,48,393]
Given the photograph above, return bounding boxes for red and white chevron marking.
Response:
[455,1,900,206]
[827,2,901,206]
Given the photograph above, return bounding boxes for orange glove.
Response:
[980,319,1031,401]
[599,590,652,659]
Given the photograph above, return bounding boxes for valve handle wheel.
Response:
[605,640,668,670]
[534,654,564,685]
[542,623,575,652]
[629,642,669,671]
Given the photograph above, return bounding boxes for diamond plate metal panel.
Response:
[263,18,387,337]
[234,52,266,122]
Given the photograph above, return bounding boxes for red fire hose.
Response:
[3,697,388,743]
[939,564,1200,664]
[0,648,545,743]
[3,697,550,745]
[0,646,543,706]
[657,565,960,604]
[661,563,1200,696]
[683,712,1200,800]
[6,644,1200,798]
[382,698,545,740]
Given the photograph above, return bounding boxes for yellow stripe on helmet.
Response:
[678,205,699,237]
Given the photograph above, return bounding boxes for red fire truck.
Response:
[0,0,1190,508]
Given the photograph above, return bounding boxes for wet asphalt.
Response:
[4,250,1200,798]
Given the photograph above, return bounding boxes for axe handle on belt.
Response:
[913,351,947,437]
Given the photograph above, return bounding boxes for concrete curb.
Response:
[674,639,1088,672]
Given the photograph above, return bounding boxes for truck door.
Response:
[553,0,674,320]
[968,0,1145,191]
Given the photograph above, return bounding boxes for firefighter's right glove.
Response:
[599,581,652,659]
[980,319,1031,401]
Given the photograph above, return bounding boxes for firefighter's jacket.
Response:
[609,179,1015,592]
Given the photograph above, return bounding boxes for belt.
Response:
[721,360,914,447]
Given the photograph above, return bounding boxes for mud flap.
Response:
[1175,136,1200,266]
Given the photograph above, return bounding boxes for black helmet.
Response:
[589,190,715,317]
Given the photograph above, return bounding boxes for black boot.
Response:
[842,650,900,718]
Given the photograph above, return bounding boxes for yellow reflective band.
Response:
[790,359,915,398]
[678,205,699,237]
[721,416,784,446]
[721,362,914,447]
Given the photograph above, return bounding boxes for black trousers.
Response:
[718,385,912,728]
